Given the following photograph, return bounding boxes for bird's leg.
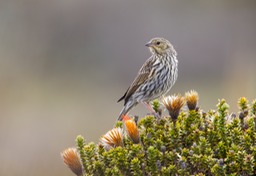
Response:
[143,102,154,113]
[143,102,161,119]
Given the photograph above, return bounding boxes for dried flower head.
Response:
[123,115,140,144]
[61,148,83,176]
[100,128,123,150]
[185,90,199,110]
[162,94,185,122]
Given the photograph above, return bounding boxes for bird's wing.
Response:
[118,57,155,104]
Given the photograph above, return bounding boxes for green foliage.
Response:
[251,99,256,115]
[72,98,256,175]
[152,99,161,113]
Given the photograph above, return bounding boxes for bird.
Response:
[117,37,178,121]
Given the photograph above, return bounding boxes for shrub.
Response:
[61,91,256,176]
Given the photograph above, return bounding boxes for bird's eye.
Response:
[156,41,161,45]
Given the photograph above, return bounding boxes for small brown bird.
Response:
[117,37,178,120]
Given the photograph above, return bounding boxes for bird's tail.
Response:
[117,102,137,121]
[117,107,127,121]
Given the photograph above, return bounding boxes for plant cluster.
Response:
[61,91,256,176]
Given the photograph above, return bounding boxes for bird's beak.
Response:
[145,42,153,47]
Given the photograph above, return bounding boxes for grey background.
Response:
[0,0,255,175]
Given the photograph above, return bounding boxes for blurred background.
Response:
[0,0,255,175]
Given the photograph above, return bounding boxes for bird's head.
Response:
[145,38,176,55]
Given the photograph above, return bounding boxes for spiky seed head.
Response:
[123,115,140,144]
[61,148,83,176]
[100,128,123,150]
[145,37,176,55]
[185,90,199,110]
[162,94,185,121]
